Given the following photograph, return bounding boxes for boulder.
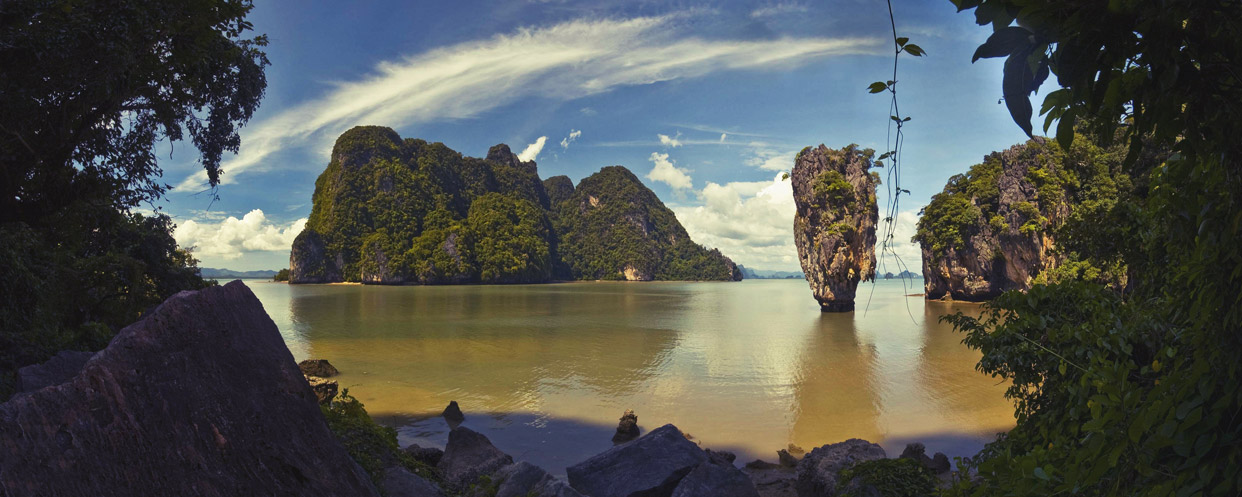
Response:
[442,400,465,425]
[305,375,339,404]
[298,358,340,377]
[491,461,586,497]
[742,464,798,497]
[791,144,879,312]
[382,465,446,497]
[403,443,444,467]
[706,449,737,465]
[671,460,761,497]
[778,449,800,467]
[16,350,93,393]
[612,408,640,443]
[794,439,886,497]
[436,426,513,489]
[567,423,708,497]
[0,281,379,496]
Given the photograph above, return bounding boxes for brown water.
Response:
[247,278,1013,475]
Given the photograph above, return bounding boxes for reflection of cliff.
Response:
[788,314,883,447]
[912,302,1013,432]
[285,284,681,415]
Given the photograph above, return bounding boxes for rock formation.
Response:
[913,137,1136,300]
[437,426,514,489]
[612,408,640,443]
[289,126,740,284]
[795,439,887,497]
[299,358,340,377]
[0,281,378,496]
[555,166,742,281]
[792,144,879,312]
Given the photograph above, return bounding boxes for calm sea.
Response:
[246,278,1013,475]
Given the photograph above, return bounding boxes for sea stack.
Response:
[791,144,879,312]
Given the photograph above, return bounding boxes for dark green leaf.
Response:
[867,82,888,94]
[896,36,909,46]
[903,44,926,57]
[972,26,1035,62]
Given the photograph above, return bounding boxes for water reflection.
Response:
[246,279,1013,473]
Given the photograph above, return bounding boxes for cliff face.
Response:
[791,145,879,312]
[0,281,378,496]
[914,137,1129,301]
[554,166,741,281]
[290,126,740,284]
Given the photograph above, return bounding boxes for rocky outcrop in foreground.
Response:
[792,144,879,312]
[0,281,378,496]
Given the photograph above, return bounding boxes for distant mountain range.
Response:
[200,268,279,279]
[736,265,805,280]
[881,270,921,279]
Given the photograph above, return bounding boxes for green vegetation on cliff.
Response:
[914,133,1132,287]
[292,128,739,284]
[552,166,740,281]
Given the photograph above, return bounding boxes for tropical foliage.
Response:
[941,1,1242,495]
[0,0,267,398]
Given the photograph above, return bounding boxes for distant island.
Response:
[881,270,921,279]
[289,126,741,284]
[200,267,279,279]
[736,265,804,279]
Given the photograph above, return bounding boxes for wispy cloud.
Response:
[750,3,810,18]
[560,129,582,149]
[746,144,798,171]
[658,132,683,148]
[518,136,548,161]
[174,15,881,190]
[646,152,693,190]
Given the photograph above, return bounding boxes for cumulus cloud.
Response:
[174,15,880,190]
[658,133,683,148]
[560,129,582,149]
[746,144,797,171]
[174,210,307,261]
[673,173,798,270]
[518,136,547,162]
[646,152,693,190]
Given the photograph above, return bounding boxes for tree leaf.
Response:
[972,26,1034,62]
[1056,108,1077,150]
[903,44,926,56]
[1003,50,1036,137]
[896,36,909,46]
[867,82,888,94]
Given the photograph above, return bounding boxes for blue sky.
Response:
[161,0,1045,272]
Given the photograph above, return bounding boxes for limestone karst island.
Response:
[2,2,1238,497]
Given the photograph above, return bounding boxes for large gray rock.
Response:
[492,461,585,497]
[437,426,513,489]
[567,423,708,497]
[0,281,379,496]
[671,460,760,497]
[791,144,879,312]
[16,350,93,393]
[382,465,446,497]
[795,439,886,497]
[403,443,444,467]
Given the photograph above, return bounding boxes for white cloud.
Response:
[646,152,693,190]
[875,209,923,274]
[580,107,597,116]
[658,132,683,148]
[673,173,798,270]
[746,144,797,171]
[174,210,307,261]
[751,4,810,18]
[720,133,727,143]
[518,136,547,162]
[174,15,880,190]
[560,129,582,149]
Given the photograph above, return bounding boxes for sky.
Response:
[158,0,1048,273]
